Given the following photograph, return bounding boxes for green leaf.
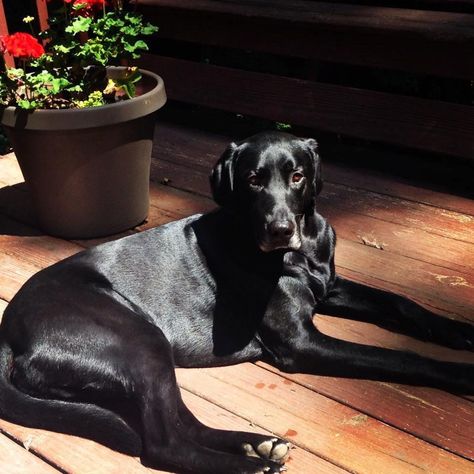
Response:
[65,16,92,35]
[51,78,70,94]
[6,68,25,81]
[73,90,105,108]
[123,40,148,55]
[54,44,75,54]
[141,25,159,36]
[17,99,38,110]
[121,82,135,99]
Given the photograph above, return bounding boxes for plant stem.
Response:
[21,60,31,101]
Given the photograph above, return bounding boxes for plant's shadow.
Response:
[0,182,43,236]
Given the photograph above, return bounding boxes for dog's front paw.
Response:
[242,437,291,463]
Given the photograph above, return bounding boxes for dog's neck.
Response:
[194,209,285,273]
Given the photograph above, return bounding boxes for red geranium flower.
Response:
[2,33,45,59]
[65,0,107,16]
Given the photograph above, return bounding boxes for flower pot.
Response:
[0,67,166,239]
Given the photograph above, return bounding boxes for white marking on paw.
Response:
[242,442,260,458]
[270,442,290,461]
[257,439,275,457]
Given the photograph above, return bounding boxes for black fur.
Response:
[0,132,473,473]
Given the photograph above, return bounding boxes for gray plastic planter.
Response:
[0,67,166,239]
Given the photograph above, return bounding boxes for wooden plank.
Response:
[259,362,474,460]
[320,206,474,275]
[410,0,474,12]
[138,0,474,77]
[375,0,474,12]
[322,182,474,244]
[0,153,25,187]
[0,253,43,301]
[177,364,474,473]
[138,0,474,39]
[140,55,474,158]
[335,242,474,321]
[322,159,474,216]
[152,159,210,196]
[35,0,49,33]
[0,232,82,268]
[151,121,474,215]
[149,184,214,217]
[0,419,158,474]
[180,390,347,474]
[0,433,61,474]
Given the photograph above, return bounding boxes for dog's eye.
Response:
[247,175,262,187]
[291,172,304,184]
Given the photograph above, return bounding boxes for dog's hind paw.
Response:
[242,437,291,463]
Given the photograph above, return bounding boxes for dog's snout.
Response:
[268,220,295,239]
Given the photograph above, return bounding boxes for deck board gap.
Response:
[0,428,68,474]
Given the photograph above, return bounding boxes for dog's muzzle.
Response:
[259,219,302,252]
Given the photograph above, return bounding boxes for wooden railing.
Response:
[136,0,474,159]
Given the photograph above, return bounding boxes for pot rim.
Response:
[0,67,167,131]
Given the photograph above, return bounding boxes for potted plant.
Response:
[0,0,166,238]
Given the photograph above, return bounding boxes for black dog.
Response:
[0,132,473,473]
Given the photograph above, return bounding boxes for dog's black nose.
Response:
[268,220,295,240]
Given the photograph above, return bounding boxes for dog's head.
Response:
[210,131,322,252]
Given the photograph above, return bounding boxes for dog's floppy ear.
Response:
[303,138,323,197]
[210,142,239,208]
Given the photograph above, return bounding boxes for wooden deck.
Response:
[0,118,473,473]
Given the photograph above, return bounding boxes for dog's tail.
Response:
[0,338,141,454]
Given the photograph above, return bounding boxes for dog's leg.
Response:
[135,349,284,473]
[318,276,474,350]
[4,288,285,473]
[267,321,473,393]
[177,397,291,463]
[260,282,473,393]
